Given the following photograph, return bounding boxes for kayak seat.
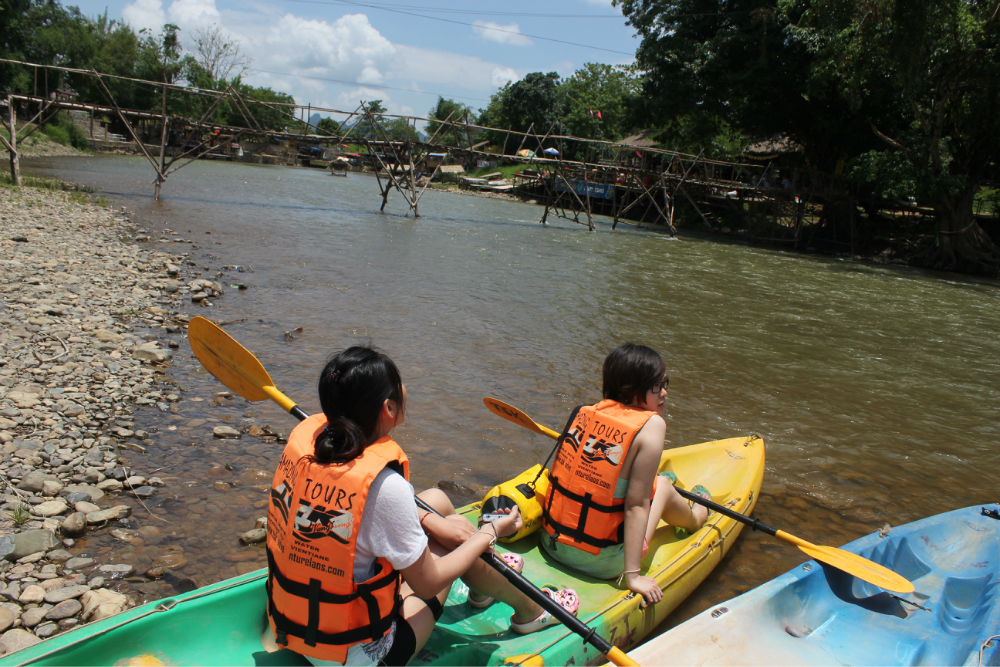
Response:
[939,573,996,637]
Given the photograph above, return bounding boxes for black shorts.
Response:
[379,596,443,667]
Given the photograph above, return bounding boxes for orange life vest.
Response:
[542,399,656,555]
[266,414,409,663]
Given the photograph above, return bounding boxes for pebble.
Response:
[0,608,13,633]
[0,628,41,652]
[64,557,95,570]
[152,553,187,569]
[44,585,90,604]
[17,585,45,604]
[0,188,237,633]
[60,513,87,538]
[99,564,135,578]
[213,426,241,439]
[239,528,266,545]
[45,599,82,620]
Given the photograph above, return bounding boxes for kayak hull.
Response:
[626,504,1000,667]
[1,435,765,666]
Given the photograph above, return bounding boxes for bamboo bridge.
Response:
[2,59,872,251]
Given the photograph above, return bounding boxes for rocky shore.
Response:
[0,185,232,654]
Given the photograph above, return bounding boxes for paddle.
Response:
[187,317,639,667]
[482,397,916,595]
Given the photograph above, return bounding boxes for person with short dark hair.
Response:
[541,343,709,607]
[266,345,576,666]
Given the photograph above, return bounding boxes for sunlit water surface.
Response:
[24,155,1000,638]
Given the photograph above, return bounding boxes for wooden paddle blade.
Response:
[780,534,915,594]
[188,316,274,403]
[483,398,561,439]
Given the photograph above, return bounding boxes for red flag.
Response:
[636,150,642,157]
[597,110,603,120]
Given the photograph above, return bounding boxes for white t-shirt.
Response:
[353,468,429,580]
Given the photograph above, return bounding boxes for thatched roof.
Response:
[744,136,800,158]
[619,129,659,148]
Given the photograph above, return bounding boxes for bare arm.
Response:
[399,507,521,599]
[622,415,665,605]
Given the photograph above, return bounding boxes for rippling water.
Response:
[25,155,1000,635]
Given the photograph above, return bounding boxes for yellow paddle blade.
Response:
[776,530,914,594]
[483,398,561,439]
[188,316,277,403]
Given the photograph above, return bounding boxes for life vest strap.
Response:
[268,592,399,647]
[267,547,398,604]
[548,475,625,513]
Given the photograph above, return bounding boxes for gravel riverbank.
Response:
[0,185,232,654]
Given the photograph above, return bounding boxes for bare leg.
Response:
[646,482,708,544]
[416,487,455,516]
[417,488,544,623]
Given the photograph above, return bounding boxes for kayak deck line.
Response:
[505,494,750,666]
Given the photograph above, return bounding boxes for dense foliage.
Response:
[616,0,1000,272]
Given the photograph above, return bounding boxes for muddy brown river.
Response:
[24,154,1000,639]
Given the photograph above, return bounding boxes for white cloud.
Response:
[491,67,517,87]
[122,0,220,34]
[168,0,220,29]
[122,0,165,32]
[472,21,532,47]
[393,45,518,93]
[357,66,384,85]
[262,14,395,75]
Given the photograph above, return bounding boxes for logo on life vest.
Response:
[271,482,292,523]
[292,502,354,544]
[582,435,624,466]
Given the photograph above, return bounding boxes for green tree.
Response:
[818,0,1000,272]
[479,72,565,153]
[382,117,418,142]
[559,63,642,143]
[427,96,471,146]
[316,116,340,137]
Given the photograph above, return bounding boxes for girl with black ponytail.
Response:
[266,345,574,667]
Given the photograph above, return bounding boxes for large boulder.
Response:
[3,530,58,561]
[16,471,59,493]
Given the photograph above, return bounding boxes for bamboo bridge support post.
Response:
[92,72,165,191]
[583,153,594,231]
[1,99,20,186]
[154,84,168,200]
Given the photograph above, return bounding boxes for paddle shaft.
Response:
[278,407,636,665]
[672,487,778,537]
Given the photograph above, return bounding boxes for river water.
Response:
[22,155,1000,636]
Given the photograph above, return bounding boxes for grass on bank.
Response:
[1,171,109,207]
[1,111,92,153]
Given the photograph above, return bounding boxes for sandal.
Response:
[675,485,712,539]
[510,587,579,635]
[659,470,678,485]
[468,553,524,608]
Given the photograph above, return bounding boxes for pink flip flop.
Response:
[468,553,524,608]
[510,587,580,634]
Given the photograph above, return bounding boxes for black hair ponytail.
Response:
[313,345,403,464]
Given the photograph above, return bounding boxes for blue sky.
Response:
[66,0,640,125]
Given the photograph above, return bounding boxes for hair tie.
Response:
[330,370,341,382]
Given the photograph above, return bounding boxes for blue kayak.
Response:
[627,504,1000,666]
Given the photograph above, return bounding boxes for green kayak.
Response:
[0,435,764,666]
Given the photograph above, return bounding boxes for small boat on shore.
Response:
[0,435,764,666]
[624,504,1000,666]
